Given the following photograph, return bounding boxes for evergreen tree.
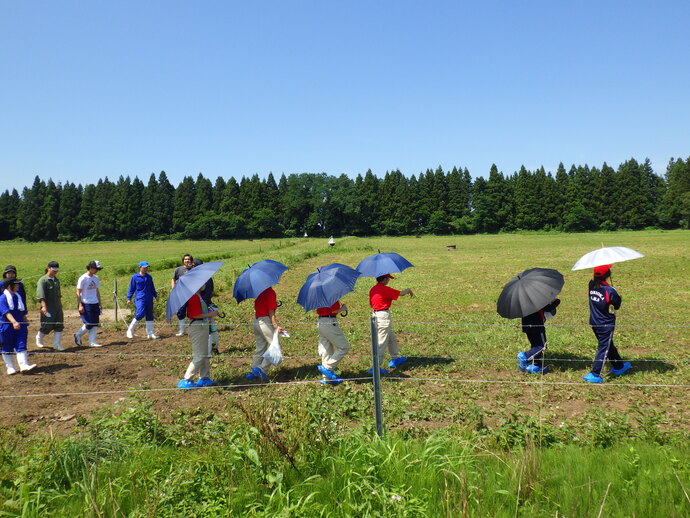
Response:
[0,189,20,240]
[91,178,117,240]
[17,176,46,241]
[40,179,61,240]
[172,176,196,233]
[658,157,690,228]
[57,182,82,241]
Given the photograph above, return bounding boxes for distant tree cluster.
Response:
[1,158,688,241]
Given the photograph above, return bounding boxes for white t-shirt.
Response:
[77,273,100,304]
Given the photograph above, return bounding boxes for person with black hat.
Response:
[368,274,414,374]
[583,264,632,383]
[75,260,104,347]
[3,265,27,311]
[1,277,36,374]
[35,261,65,350]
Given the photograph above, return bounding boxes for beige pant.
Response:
[184,320,211,380]
[252,317,274,371]
[374,310,399,366]
[317,318,350,370]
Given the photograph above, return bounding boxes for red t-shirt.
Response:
[369,283,400,311]
[254,287,277,318]
[187,294,203,319]
[316,301,341,317]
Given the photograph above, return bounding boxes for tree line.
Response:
[1,157,688,242]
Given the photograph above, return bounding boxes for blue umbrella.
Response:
[166,261,224,321]
[356,252,414,278]
[233,259,289,303]
[297,263,361,312]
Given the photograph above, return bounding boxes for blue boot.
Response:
[610,362,632,376]
[583,372,604,383]
[388,356,407,368]
[196,378,218,387]
[317,365,338,380]
[367,367,388,375]
[517,352,527,372]
[526,364,549,374]
[251,367,269,381]
[177,379,196,390]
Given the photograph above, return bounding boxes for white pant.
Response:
[252,317,274,371]
[374,310,399,366]
[183,320,211,380]
[317,318,350,370]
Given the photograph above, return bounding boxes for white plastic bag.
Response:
[263,331,283,366]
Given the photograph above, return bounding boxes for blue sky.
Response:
[1,1,688,192]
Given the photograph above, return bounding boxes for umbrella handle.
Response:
[277,300,283,308]
[340,310,348,317]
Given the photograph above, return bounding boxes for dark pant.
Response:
[522,330,546,368]
[591,326,623,376]
[80,303,101,329]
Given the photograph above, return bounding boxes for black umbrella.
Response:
[496,268,564,319]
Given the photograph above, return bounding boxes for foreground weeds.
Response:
[0,395,688,517]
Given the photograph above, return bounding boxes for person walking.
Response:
[245,286,284,381]
[369,274,414,373]
[3,266,27,310]
[35,261,65,351]
[1,278,36,374]
[74,260,104,348]
[193,258,220,354]
[583,264,632,383]
[176,284,220,389]
[517,298,560,374]
[171,254,194,336]
[126,261,159,339]
[315,300,349,385]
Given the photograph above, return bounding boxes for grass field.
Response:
[0,230,688,516]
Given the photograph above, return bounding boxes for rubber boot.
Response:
[176,318,186,336]
[3,353,17,375]
[210,330,219,354]
[88,327,103,348]
[17,351,36,373]
[53,331,65,351]
[145,321,159,339]
[36,331,46,348]
[74,325,88,346]
[127,318,138,339]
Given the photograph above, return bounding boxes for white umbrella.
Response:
[571,247,644,271]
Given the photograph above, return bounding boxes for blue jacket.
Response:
[589,281,621,327]
[0,290,26,331]
[126,273,158,303]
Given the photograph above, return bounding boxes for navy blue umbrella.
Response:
[233,259,288,303]
[496,268,564,319]
[297,263,361,312]
[166,261,224,321]
[356,252,414,278]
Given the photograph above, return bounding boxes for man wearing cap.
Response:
[369,274,414,373]
[35,261,65,350]
[583,264,632,383]
[171,254,194,336]
[1,277,36,374]
[75,260,104,347]
[126,261,159,339]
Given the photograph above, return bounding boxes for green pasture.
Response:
[1,230,689,516]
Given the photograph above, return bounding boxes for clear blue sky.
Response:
[1,1,688,193]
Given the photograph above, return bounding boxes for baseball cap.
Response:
[593,264,612,277]
[138,261,150,268]
[48,261,60,270]
[87,260,103,270]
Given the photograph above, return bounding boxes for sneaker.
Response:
[89,342,103,348]
[320,378,343,385]
[517,352,527,372]
[317,365,338,380]
[196,378,218,388]
[526,364,549,374]
[610,362,632,376]
[19,364,37,373]
[147,334,160,339]
[177,379,196,390]
[583,372,604,383]
[367,367,389,375]
[245,371,257,380]
[74,333,82,346]
[251,367,269,381]
[388,356,407,368]
[126,329,134,339]
[6,366,17,375]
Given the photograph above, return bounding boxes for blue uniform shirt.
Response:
[126,273,158,303]
[589,281,621,327]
